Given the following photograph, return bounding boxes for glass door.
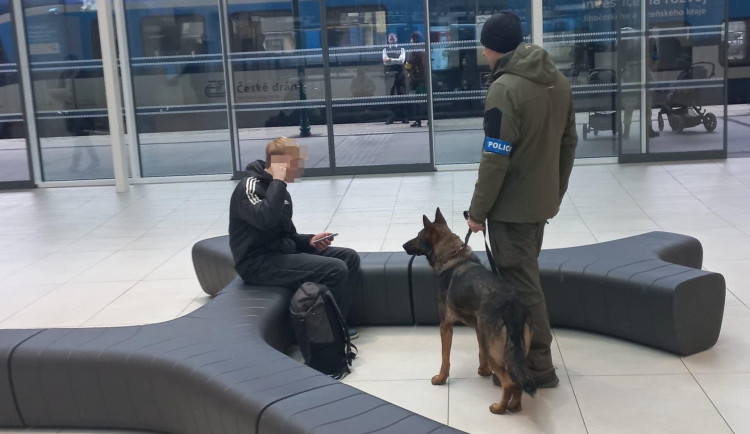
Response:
[0,0,32,187]
[124,0,233,177]
[643,0,727,157]
[22,0,112,181]
[429,0,533,165]
[324,0,433,172]
[226,0,331,174]
[617,0,727,161]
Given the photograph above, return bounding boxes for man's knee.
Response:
[343,248,360,271]
[321,258,348,286]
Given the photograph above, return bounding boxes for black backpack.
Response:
[289,282,357,380]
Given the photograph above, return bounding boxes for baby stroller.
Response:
[582,69,618,140]
[657,62,717,133]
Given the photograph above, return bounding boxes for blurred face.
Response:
[388,33,398,45]
[269,152,306,183]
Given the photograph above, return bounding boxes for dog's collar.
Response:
[448,243,467,259]
[447,228,472,258]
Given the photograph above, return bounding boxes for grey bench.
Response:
[0,278,460,433]
[0,231,725,433]
[195,232,725,355]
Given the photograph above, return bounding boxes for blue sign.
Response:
[483,137,513,155]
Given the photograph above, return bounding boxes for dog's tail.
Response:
[505,311,537,396]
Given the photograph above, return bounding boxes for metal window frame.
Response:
[8,0,734,189]
[11,0,42,185]
[0,0,35,189]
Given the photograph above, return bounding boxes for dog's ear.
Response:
[434,207,447,226]
[422,214,433,229]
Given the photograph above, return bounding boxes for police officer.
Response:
[382,33,408,125]
[467,11,577,389]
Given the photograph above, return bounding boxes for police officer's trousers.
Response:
[487,220,556,381]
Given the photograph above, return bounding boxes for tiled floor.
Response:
[2,158,750,433]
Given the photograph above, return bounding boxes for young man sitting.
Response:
[228,137,360,339]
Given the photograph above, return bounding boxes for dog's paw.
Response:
[431,375,448,385]
[489,403,507,414]
[477,366,492,377]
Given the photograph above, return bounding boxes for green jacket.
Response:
[469,43,577,224]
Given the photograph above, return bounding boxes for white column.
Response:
[532,0,544,46]
[96,0,129,192]
[11,0,42,184]
[113,0,141,179]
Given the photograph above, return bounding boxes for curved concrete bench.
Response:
[1,231,725,433]
[410,231,725,356]
[195,232,725,355]
[0,279,460,433]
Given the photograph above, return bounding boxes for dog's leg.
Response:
[507,387,523,413]
[431,320,453,385]
[488,366,514,414]
[475,327,492,377]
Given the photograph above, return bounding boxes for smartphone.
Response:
[314,233,338,243]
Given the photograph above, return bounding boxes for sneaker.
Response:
[491,371,559,388]
[348,327,359,340]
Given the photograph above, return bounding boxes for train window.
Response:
[230,12,294,53]
[728,20,748,65]
[141,15,206,57]
[327,6,387,48]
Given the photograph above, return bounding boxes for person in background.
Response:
[405,31,427,127]
[382,32,408,125]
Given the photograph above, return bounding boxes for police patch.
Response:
[483,137,513,155]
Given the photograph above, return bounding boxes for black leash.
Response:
[463,211,498,275]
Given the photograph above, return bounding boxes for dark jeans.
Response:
[487,220,555,380]
[239,247,360,318]
[387,72,407,122]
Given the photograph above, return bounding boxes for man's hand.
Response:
[310,232,334,250]
[268,164,287,181]
[468,218,485,233]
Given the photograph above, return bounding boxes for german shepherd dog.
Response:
[403,208,536,414]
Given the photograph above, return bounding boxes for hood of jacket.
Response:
[490,43,557,85]
[244,160,273,181]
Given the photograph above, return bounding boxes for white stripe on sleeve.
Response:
[245,178,261,205]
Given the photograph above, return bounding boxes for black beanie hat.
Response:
[480,11,523,54]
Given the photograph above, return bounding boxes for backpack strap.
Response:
[321,290,358,363]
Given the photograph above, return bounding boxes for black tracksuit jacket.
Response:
[229,160,314,278]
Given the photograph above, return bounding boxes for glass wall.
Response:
[646,0,727,155]
[1,0,738,188]
[23,0,112,181]
[542,0,727,160]
[124,0,233,177]
[428,0,532,165]
[727,0,750,156]
[0,1,32,186]
[229,0,330,171]
[543,0,625,158]
[327,0,431,169]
